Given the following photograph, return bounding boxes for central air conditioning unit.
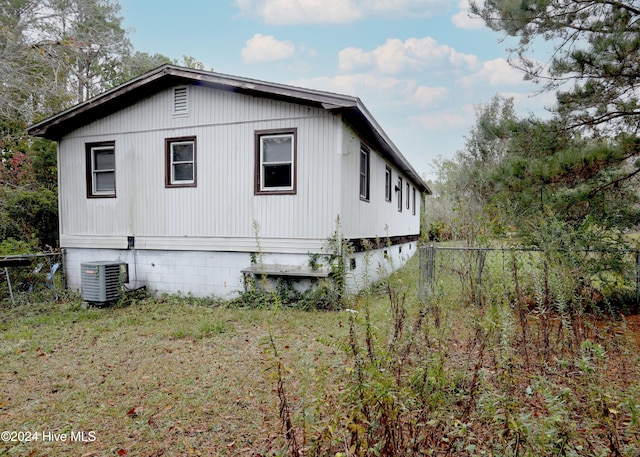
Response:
[81,261,128,304]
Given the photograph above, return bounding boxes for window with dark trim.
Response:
[359,144,370,201]
[406,182,410,210]
[255,128,297,194]
[412,186,416,215]
[165,136,197,188]
[86,141,116,198]
[384,165,392,202]
[397,176,403,212]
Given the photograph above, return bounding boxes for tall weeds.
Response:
[266,248,639,456]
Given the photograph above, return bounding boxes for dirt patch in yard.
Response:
[623,313,640,348]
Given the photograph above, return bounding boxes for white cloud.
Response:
[241,33,296,63]
[295,74,451,111]
[337,47,373,72]
[295,73,409,97]
[410,112,471,131]
[368,0,450,17]
[457,58,524,88]
[339,37,479,75]
[235,0,450,24]
[235,0,361,24]
[451,0,485,30]
[412,86,449,106]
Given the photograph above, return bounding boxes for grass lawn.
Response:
[1,254,639,456]
[0,295,350,456]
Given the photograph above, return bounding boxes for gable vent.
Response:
[173,87,188,116]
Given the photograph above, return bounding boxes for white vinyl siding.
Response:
[58,86,342,246]
[339,124,420,240]
[58,85,420,252]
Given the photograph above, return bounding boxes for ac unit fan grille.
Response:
[81,261,126,303]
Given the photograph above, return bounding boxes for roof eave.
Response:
[336,101,430,194]
[27,66,171,139]
[27,64,359,140]
[26,64,431,194]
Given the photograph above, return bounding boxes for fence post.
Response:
[419,245,436,300]
[418,246,425,300]
[476,249,485,307]
[4,267,15,306]
[428,245,435,293]
[636,251,639,309]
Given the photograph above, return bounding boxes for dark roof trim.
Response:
[28,64,430,193]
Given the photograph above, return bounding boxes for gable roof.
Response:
[28,64,430,193]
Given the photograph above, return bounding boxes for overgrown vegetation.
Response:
[3,254,637,456]
[426,0,640,314]
[232,222,351,311]
[268,254,640,456]
[2,2,640,455]
[0,0,207,255]
[425,95,640,313]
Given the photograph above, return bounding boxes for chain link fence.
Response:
[419,245,640,311]
[0,253,64,306]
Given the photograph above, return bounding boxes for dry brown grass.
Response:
[0,297,348,456]
[2,263,640,457]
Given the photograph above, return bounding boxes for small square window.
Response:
[165,137,197,187]
[255,129,297,195]
[86,142,116,198]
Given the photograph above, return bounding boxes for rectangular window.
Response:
[406,182,410,209]
[397,176,403,212]
[412,186,416,215]
[384,166,392,202]
[165,136,197,187]
[86,142,116,198]
[255,128,297,194]
[359,145,370,201]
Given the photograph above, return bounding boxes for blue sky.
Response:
[118,0,555,179]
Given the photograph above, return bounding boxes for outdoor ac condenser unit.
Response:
[81,261,128,304]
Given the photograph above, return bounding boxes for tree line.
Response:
[0,0,204,254]
[2,1,639,263]
[426,0,640,310]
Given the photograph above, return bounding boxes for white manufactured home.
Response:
[28,65,430,298]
